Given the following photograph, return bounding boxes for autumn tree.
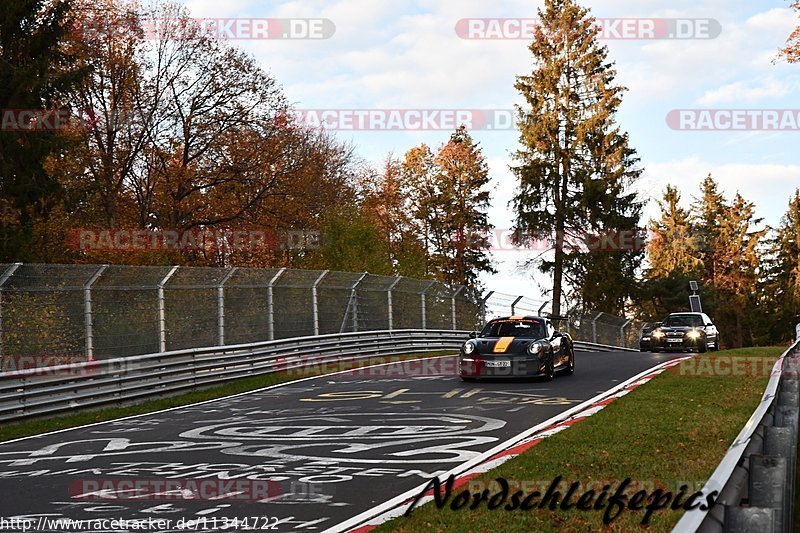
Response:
[361,157,427,277]
[511,0,642,316]
[401,128,494,292]
[430,127,494,290]
[0,0,85,260]
[780,1,800,62]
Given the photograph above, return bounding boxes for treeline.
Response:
[0,0,494,290]
[644,178,800,346]
[508,0,799,346]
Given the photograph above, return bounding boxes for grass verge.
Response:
[0,350,456,443]
[377,346,785,533]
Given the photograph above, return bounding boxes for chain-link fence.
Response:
[478,292,646,350]
[0,264,644,368]
[0,264,481,365]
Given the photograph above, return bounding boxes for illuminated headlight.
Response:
[652,330,665,339]
[687,330,701,339]
[528,343,542,355]
[463,341,476,355]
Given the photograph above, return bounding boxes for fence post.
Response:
[451,286,465,330]
[312,270,329,336]
[420,281,435,330]
[0,263,21,359]
[83,265,108,361]
[510,295,523,316]
[387,276,402,331]
[620,319,632,349]
[217,268,237,346]
[267,268,286,341]
[351,273,368,332]
[158,266,179,353]
[591,312,603,344]
[479,291,494,325]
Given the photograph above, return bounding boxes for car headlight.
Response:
[687,330,701,339]
[652,330,665,339]
[528,343,542,355]
[463,341,476,355]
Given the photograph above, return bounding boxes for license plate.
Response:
[667,339,683,343]
[485,360,511,368]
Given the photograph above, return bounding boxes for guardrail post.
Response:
[619,319,632,349]
[510,295,523,316]
[748,455,787,532]
[158,266,179,352]
[83,265,108,361]
[387,276,402,331]
[312,270,329,336]
[267,268,286,341]
[217,268,237,346]
[0,262,21,358]
[420,281,435,330]
[451,286,465,330]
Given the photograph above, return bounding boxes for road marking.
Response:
[323,356,691,533]
[0,354,457,446]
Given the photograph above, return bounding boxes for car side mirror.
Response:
[468,331,477,339]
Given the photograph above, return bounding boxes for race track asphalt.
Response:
[0,350,685,532]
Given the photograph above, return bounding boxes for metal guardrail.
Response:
[574,340,638,353]
[0,329,636,424]
[674,339,800,533]
[0,329,468,423]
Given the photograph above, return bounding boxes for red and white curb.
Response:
[328,357,691,533]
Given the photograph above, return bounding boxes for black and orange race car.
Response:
[459,315,575,381]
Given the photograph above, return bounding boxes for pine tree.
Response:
[691,175,727,286]
[647,185,702,278]
[431,126,495,291]
[765,189,800,341]
[511,0,641,316]
[715,193,765,347]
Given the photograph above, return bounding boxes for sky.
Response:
[180,0,800,301]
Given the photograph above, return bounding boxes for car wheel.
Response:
[698,340,708,353]
[543,353,555,381]
[563,346,575,376]
[460,376,476,382]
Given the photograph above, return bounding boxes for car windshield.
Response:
[479,320,546,339]
[662,314,704,327]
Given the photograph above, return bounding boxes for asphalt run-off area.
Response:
[0,350,684,532]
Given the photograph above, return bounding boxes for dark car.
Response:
[459,316,575,381]
[639,322,661,352]
[650,312,720,353]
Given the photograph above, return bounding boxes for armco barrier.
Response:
[0,330,634,424]
[673,339,800,533]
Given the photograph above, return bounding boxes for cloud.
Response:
[696,78,793,105]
